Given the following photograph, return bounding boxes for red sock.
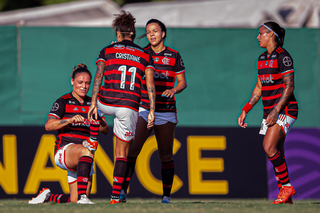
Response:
[112,157,127,198]
[269,151,290,185]
[77,156,93,196]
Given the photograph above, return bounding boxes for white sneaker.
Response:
[28,188,51,204]
[161,196,171,204]
[77,194,95,204]
[119,189,127,203]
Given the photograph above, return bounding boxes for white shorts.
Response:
[54,143,95,184]
[97,99,138,142]
[139,107,178,125]
[259,114,296,137]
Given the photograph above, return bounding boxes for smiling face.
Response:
[146,23,165,48]
[71,72,91,100]
[257,26,271,48]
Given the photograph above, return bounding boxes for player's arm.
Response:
[145,67,156,128]
[162,73,187,98]
[238,77,262,128]
[266,72,294,126]
[99,117,109,135]
[88,61,105,122]
[45,115,85,131]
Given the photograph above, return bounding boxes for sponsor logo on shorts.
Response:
[125,131,133,137]
[59,153,62,165]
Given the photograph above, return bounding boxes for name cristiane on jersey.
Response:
[116,53,140,63]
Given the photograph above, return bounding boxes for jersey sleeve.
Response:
[48,98,65,119]
[96,47,107,65]
[174,52,186,75]
[278,51,294,76]
[146,54,155,71]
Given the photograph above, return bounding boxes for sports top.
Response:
[96,40,155,112]
[140,46,185,112]
[257,46,298,119]
[48,93,99,155]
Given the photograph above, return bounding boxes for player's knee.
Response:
[263,144,277,157]
[80,147,93,157]
[159,151,173,162]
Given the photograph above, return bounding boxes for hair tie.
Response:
[262,24,278,37]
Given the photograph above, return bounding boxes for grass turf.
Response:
[0,199,320,213]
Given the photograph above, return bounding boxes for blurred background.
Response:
[0,0,319,201]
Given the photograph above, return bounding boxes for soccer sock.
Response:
[161,160,175,197]
[48,194,70,203]
[268,151,290,186]
[112,157,127,198]
[77,156,93,197]
[274,170,282,190]
[90,119,101,141]
[122,156,137,193]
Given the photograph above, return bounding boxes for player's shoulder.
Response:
[166,46,179,54]
[58,93,72,101]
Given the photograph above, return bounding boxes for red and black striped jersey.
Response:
[140,46,185,112]
[257,46,298,119]
[96,40,155,112]
[48,92,98,154]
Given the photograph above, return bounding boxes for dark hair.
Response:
[112,10,136,40]
[262,21,286,47]
[71,63,92,80]
[137,19,167,46]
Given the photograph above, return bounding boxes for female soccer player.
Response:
[28,63,109,204]
[88,10,156,204]
[238,21,298,204]
[121,19,187,204]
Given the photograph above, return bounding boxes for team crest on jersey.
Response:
[269,60,274,67]
[283,56,292,67]
[154,57,159,62]
[51,103,59,111]
[114,44,125,50]
[162,57,170,65]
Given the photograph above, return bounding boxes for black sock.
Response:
[112,157,127,198]
[161,160,175,197]
[77,156,93,197]
[122,156,137,193]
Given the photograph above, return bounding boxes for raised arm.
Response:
[238,77,262,128]
[145,67,156,128]
[266,72,294,126]
[88,61,105,122]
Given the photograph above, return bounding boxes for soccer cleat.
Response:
[272,185,295,204]
[28,188,51,204]
[161,196,171,204]
[119,189,127,203]
[285,197,293,204]
[77,194,94,204]
[82,138,98,151]
[110,198,122,204]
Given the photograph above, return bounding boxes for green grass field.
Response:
[1,199,320,213]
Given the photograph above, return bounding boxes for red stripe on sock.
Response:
[275,163,287,173]
[269,151,281,161]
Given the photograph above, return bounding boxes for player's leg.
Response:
[263,124,294,204]
[122,116,153,197]
[65,144,95,204]
[154,122,177,204]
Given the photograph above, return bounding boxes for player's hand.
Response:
[69,114,85,124]
[266,108,278,127]
[238,111,248,128]
[88,103,98,122]
[162,89,176,98]
[147,110,155,129]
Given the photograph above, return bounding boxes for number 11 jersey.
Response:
[96,40,155,112]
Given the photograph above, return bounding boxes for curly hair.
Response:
[71,63,92,79]
[112,10,136,40]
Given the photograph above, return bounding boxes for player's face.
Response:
[257,26,270,48]
[71,73,91,98]
[146,23,165,47]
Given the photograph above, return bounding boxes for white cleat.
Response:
[28,188,51,204]
[77,194,95,204]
